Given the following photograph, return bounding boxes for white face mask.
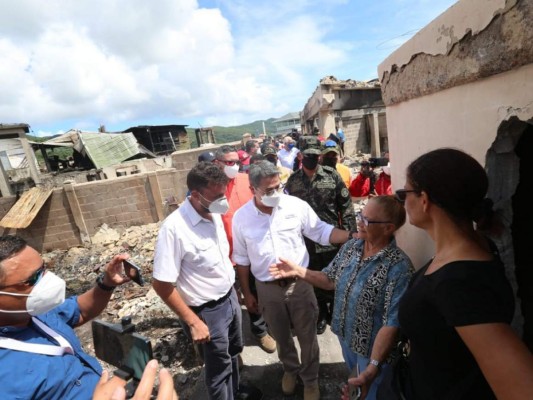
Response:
[383,163,391,176]
[261,191,281,208]
[0,272,66,316]
[223,164,239,179]
[208,197,230,214]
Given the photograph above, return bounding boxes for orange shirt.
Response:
[221,173,253,261]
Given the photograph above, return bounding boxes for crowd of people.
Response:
[1,130,532,400]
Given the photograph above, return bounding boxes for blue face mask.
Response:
[288,143,295,150]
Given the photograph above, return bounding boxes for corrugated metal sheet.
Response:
[80,132,140,169]
[0,187,53,228]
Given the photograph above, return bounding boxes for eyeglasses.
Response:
[395,189,421,203]
[257,183,285,196]
[356,212,392,227]
[217,159,240,166]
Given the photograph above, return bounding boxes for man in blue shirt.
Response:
[0,235,132,399]
[336,127,346,156]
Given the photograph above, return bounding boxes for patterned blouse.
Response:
[323,237,414,357]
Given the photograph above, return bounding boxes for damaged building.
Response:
[300,76,386,157]
[379,0,533,349]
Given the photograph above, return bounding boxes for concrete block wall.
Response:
[8,189,82,252]
[74,175,155,233]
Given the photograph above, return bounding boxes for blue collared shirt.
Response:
[323,238,414,358]
[0,297,102,399]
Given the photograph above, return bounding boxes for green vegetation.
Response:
[28,134,73,165]
[186,118,277,148]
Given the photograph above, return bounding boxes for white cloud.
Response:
[0,0,457,135]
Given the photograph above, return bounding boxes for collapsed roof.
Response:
[35,130,156,169]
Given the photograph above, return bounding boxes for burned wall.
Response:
[379,0,532,106]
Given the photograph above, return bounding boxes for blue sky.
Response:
[0,0,457,137]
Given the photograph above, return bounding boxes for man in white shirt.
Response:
[153,162,242,400]
[277,136,299,170]
[232,161,353,400]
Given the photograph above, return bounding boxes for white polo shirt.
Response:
[232,194,334,281]
[153,198,235,306]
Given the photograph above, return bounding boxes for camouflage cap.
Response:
[263,146,277,156]
[302,147,322,156]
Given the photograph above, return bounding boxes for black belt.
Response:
[262,277,297,287]
[190,288,233,313]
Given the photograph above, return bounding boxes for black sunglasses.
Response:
[395,189,421,203]
[22,262,47,286]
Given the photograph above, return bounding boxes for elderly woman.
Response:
[396,148,533,399]
[270,195,413,400]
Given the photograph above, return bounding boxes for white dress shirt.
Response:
[232,194,334,281]
[277,147,299,169]
[153,198,235,306]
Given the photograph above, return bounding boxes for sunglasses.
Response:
[395,189,421,203]
[217,159,240,166]
[356,212,392,227]
[23,263,47,286]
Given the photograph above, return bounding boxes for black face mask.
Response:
[302,156,319,170]
[322,157,337,168]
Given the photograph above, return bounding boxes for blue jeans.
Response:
[183,289,243,400]
[338,336,389,400]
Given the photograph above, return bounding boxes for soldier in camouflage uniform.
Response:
[285,145,357,334]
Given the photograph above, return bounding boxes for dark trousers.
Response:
[308,250,338,323]
[181,289,243,400]
[248,272,269,337]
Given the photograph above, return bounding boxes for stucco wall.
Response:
[386,63,533,268]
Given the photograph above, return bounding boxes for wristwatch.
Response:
[96,274,116,292]
[369,359,381,369]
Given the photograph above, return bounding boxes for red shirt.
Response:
[375,172,392,195]
[349,173,372,197]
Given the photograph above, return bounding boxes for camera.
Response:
[368,157,389,168]
[92,316,153,395]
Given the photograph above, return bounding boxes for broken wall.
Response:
[378,0,532,268]
[0,169,181,252]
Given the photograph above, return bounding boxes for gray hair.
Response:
[249,161,280,188]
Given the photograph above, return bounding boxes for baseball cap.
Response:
[303,148,322,156]
[322,140,340,155]
[198,151,216,162]
[263,146,277,156]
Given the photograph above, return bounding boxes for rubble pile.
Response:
[43,222,203,399]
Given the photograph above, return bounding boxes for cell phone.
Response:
[92,319,153,381]
[348,364,362,400]
[123,259,144,286]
